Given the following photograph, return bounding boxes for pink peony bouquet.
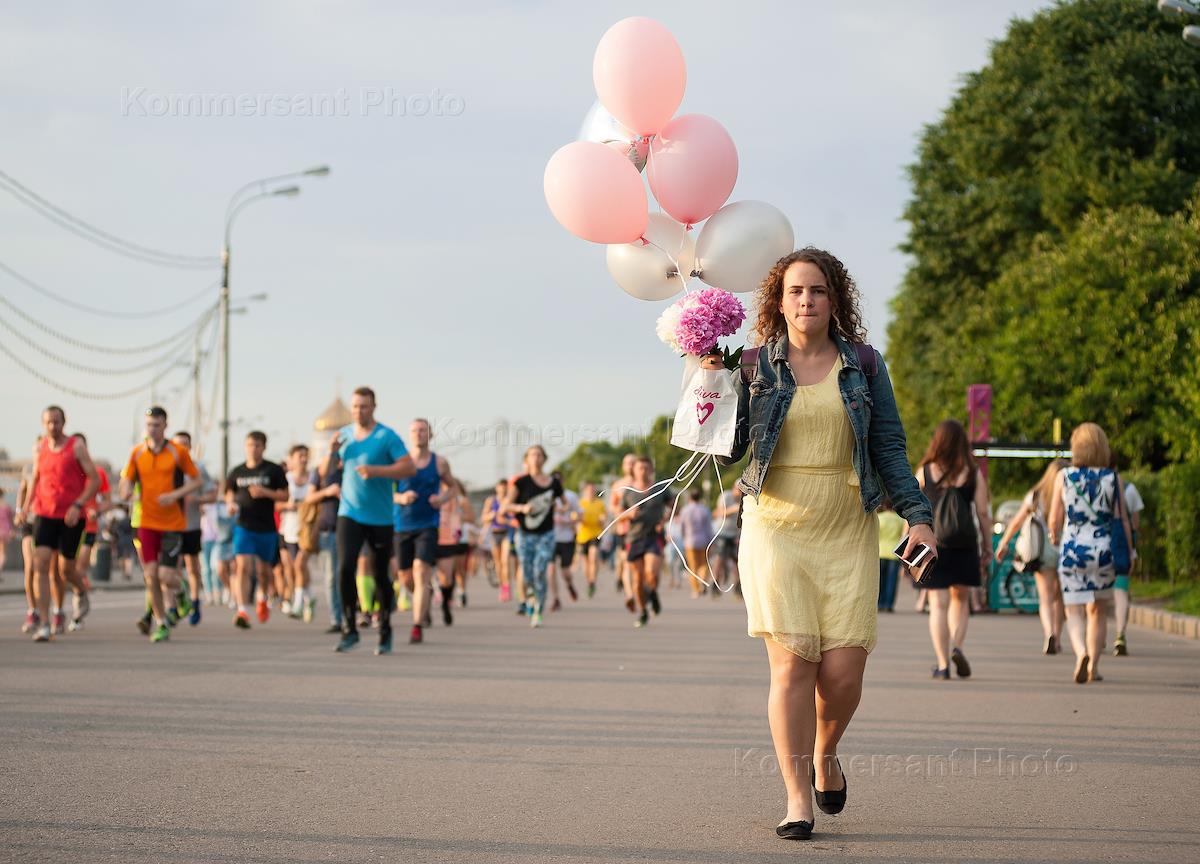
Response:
[656,288,746,370]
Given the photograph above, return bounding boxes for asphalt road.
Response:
[1,574,1198,863]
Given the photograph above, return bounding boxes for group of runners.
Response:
[9,389,745,649]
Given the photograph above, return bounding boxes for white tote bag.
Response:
[670,355,738,457]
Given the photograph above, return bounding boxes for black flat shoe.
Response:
[951,647,972,678]
[1044,635,1058,655]
[810,757,847,815]
[932,666,950,680]
[776,820,813,840]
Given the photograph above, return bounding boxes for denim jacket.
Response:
[719,333,932,527]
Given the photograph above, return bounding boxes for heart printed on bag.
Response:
[696,401,715,425]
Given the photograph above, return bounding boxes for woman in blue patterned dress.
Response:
[1048,423,1133,685]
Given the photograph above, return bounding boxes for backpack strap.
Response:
[739,346,761,385]
[855,343,878,377]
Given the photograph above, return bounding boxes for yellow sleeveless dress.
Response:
[738,357,880,661]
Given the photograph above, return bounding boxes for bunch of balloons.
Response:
[543,17,795,302]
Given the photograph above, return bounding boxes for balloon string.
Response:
[597,450,701,541]
[665,454,737,594]
[642,140,696,295]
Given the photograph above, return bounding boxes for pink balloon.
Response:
[646,114,738,226]
[593,17,686,136]
[544,141,648,244]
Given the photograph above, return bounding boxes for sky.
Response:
[0,0,1051,486]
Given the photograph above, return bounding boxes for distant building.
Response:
[311,395,352,461]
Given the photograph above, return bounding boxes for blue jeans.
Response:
[879,558,900,611]
[516,530,555,612]
[200,539,218,596]
[320,530,341,626]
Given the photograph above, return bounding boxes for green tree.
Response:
[888,0,1200,460]
[983,205,1200,466]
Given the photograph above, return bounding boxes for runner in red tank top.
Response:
[18,406,101,643]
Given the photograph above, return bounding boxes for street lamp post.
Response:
[219,165,328,478]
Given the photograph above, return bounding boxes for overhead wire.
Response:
[0,292,213,354]
[0,304,215,375]
[0,169,220,270]
[0,259,217,320]
[0,317,209,400]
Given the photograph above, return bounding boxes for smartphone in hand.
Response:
[893,536,937,584]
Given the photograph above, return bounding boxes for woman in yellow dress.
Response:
[719,248,935,841]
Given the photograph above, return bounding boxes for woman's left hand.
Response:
[699,353,724,371]
[903,523,936,561]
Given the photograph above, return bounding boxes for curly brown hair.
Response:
[749,248,867,346]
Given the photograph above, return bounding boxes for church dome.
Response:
[314,397,352,432]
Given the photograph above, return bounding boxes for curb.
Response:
[1129,603,1200,640]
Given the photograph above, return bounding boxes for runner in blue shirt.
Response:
[320,386,414,655]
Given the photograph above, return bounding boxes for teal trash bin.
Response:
[92,540,113,583]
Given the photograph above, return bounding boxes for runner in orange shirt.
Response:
[119,406,203,643]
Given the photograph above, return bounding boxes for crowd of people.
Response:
[0,243,1156,844]
[4,390,748,650]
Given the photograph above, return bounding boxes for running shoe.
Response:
[567,581,578,602]
[587,583,596,599]
[324,623,342,634]
[334,631,361,653]
[175,591,193,620]
[150,623,170,643]
[51,611,66,635]
[550,598,562,612]
[635,610,649,628]
[442,602,453,627]
[460,592,468,608]
[498,583,511,603]
[1113,635,1128,656]
[409,624,423,644]
[33,624,51,642]
[72,591,91,623]
[515,602,528,616]
[303,597,316,624]
[234,611,251,629]
[648,591,661,616]
[375,634,393,656]
[397,592,412,612]
[281,600,293,617]
[287,603,303,620]
[256,599,269,624]
[189,601,202,627]
[530,610,543,628]
[22,610,39,634]
[166,607,179,627]
[136,612,152,635]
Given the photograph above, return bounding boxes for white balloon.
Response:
[606,213,695,301]
[579,100,648,173]
[694,201,794,294]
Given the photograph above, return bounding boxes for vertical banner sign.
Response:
[967,384,992,479]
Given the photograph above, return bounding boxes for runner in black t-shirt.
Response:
[503,445,563,628]
[620,455,667,628]
[225,431,289,628]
